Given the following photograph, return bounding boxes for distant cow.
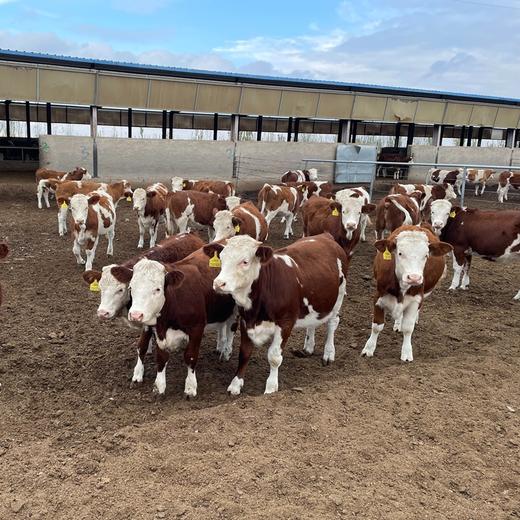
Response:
[361,225,452,362]
[497,171,520,203]
[257,184,301,239]
[467,169,495,196]
[429,168,464,195]
[0,241,8,306]
[281,169,318,183]
[132,183,169,248]
[282,181,333,203]
[213,201,269,242]
[375,193,422,239]
[36,167,91,209]
[70,191,116,271]
[171,177,235,198]
[429,199,520,300]
[204,233,348,395]
[165,190,226,240]
[390,183,456,220]
[82,233,205,384]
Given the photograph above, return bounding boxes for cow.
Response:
[36,167,90,209]
[497,171,520,203]
[82,233,205,384]
[375,193,422,239]
[132,183,169,249]
[257,184,300,239]
[281,169,318,183]
[225,196,242,210]
[171,176,235,198]
[428,168,464,195]
[0,241,8,306]
[213,201,269,242]
[204,233,348,395]
[301,188,376,257]
[55,180,132,236]
[70,191,116,271]
[466,169,495,196]
[282,181,333,203]
[124,248,237,397]
[361,225,452,362]
[429,199,520,300]
[390,183,457,220]
[165,190,227,240]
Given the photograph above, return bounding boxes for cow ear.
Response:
[111,265,133,284]
[88,194,101,205]
[231,216,242,228]
[83,270,102,285]
[362,203,376,214]
[146,191,156,198]
[256,245,273,263]
[203,242,225,259]
[329,201,341,212]
[374,239,395,253]
[429,241,452,256]
[165,269,185,288]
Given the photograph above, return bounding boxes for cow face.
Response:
[442,183,457,200]
[308,168,318,181]
[225,196,241,210]
[77,167,91,179]
[132,188,147,212]
[122,180,133,198]
[205,236,272,308]
[128,259,167,326]
[335,190,375,239]
[213,210,236,241]
[70,193,89,229]
[171,177,184,192]
[430,199,453,235]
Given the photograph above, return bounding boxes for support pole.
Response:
[161,110,167,139]
[460,166,467,207]
[406,123,415,147]
[90,105,98,178]
[477,126,484,147]
[46,102,52,135]
[169,111,174,139]
[294,118,300,142]
[213,113,219,141]
[256,115,263,141]
[351,120,358,143]
[287,117,293,142]
[466,126,473,146]
[432,124,442,147]
[230,114,239,142]
[506,128,515,148]
[459,126,466,147]
[5,100,11,138]
[127,108,132,138]
[394,122,401,148]
[25,101,31,139]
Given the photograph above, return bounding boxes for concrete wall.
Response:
[39,135,94,174]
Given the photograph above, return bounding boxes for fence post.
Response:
[460,166,467,207]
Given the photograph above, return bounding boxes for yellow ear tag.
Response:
[332,207,339,217]
[61,201,68,209]
[126,196,132,202]
[383,248,392,261]
[209,252,221,268]
[89,279,101,292]
[234,224,240,233]
[449,210,456,218]
[182,182,187,188]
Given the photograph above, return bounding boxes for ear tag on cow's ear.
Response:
[234,224,241,233]
[209,252,221,268]
[61,201,68,209]
[332,207,339,217]
[383,248,392,261]
[449,210,456,218]
[126,196,132,202]
[182,182,187,188]
[89,279,101,292]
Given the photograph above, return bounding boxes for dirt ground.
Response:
[0,173,519,520]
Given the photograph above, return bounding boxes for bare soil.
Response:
[0,176,519,520]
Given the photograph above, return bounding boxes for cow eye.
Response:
[117,288,124,293]
[154,288,161,294]
[241,260,249,266]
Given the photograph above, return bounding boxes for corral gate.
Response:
[334,144,377,184]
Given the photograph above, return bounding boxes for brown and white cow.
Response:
[204,233,348,395]
[281,168,318,183]
[0,241,8,306]
[282,181,333,203]
[213,201,269,242]
[375,193,422,239]
[165,190,227,240]
[361,225,452,362]
[82,233,206,384]
[36,167,90,209]
[132,183,169,249]
[302,188,375,257]
[466,169,495,196]
[171,176,235,198]
[429,199,520,300]
[497,171,520,203]
[124,247,237,397]
[428,168,464,195]
[257,184,300,239]
[70,191,116,271]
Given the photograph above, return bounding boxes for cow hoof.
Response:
[321,357,334,366]
[361,349,374,358]
[153,391,166,402]
[227,376,243,396]
[184,392,196,400]
[129,379,143,388]
[219,351,232,362]
[291,348,312,358]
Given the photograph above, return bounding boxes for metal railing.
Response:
[302,159,520,206]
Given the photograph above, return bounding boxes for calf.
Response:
[165,190,226,240]
[132,183,169,248]
[213,201,269,241]
[257,184,300,239]
[282,181,333,203]
[429,199,520,300]
[429,168,464,194]
[375,193,422,239]
[361,225,451,362]
[82,233,205,384]
[70,192,116,271]
[497,171,520,203]
[124,248,236,397]
[302,188,375,257]
[281,168,318,183]
[36,167,90,209]
[0,241,8,306]
[204,233,348,395]
[467,169,495,196]
[171,176,235,198]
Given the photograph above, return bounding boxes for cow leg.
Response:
[461,254,472,290]
[481,183,486,195]
[137,218,145,248]
[106,228,114,256]
[361,304,385,357]
[475,184,479,196]
[303,327,316,355]
[72,236,85,265]
[85,238,98,271]
[183,329,203,398]
[37,185,43,209]
[400,300,420,362]
[131,328,154,385]
[228,322,253,396]
[505,184,510,201]
[497,185,505,203]
[43,189,51,209]
[216,316,235,361]
[176,214,190,234]
[150,219,158,248]
[513,289,520,301]
[322,315,340,365]
[448,251,465,290]
[153,345,170,395]
[265,210,277,228]
[58,208,68,236]
[265,326,291,394]
[283,213,295,239]
[360,215,368,242]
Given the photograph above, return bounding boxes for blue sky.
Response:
[1,0,520,97]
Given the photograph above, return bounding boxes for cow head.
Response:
[442,182,457,200]
[213,210,243,240]
[225,196,241,210]
[335,189,376,240]
[375,230,452,288]
[70,193,89,234]
[171,176,184,192]
[308,168,318,181]
[430,199,460,235]
[132,188,147,212]
[121,180,133,199]
[204,236,272,309]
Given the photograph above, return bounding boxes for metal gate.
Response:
[334,144,377,184]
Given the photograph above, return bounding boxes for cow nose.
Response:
[433,221,443,228]
[97,309,111,320]
[406,274,423,285]
[346,222,357,230]
[129,311,144,322]
[214,279,226,291]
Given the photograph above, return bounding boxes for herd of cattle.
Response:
[0,165,519,398]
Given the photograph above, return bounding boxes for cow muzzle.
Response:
[129,310,144,322]
[97,308,113,320]
[404,273,423,286]
[213,279,228,293]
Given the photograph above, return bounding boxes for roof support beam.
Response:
[46,102,52,135]
[169,111,175,139]
[25,101,31,139]
[213,112,218,141]
[477,126,484,147]
[256,115,263,141]
[127,108,132,138]
[4,100,10,138]
[161,110,167,139]
[287,117,293,142]
[466,126,473,146]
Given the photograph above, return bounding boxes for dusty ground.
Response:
[0,173,519,520]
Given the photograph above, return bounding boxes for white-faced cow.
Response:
[204,233,348,395]
[213,201,269,242]
[282,181,333,204]
[257,184,300,239]
[428,168,464,195]
[375,193,422,239]
[36,167,90,209]
[132,183,169,248]
[171,176,235,198]
[429,199,520,300]
[361,225,452,362]
[281,169,318,183]
[497,171,520,203]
